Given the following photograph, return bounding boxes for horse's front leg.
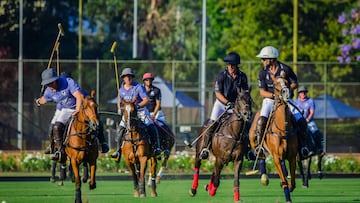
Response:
[273,156,291,203]
[156,157,168,184]
[317,154,324,179]
[233,159,244,202]
[289,157,297,192]
[88,160,97,190]
[138,156,148,197]
[126,161,140,197]
[149,157,158,197]
[70,159,82,203]
[206,159,224,197]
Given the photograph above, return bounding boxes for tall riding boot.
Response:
[297,117,313,158]
[255,116,267,155]
[111,126,125,162]
[199,119,217,160]
[149,124,162,157]
[96,121,109,153]
[51,122,65,161]
[44,124,54,154]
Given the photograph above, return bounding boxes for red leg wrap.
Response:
[234,186,240,201]
[191,168,199,189]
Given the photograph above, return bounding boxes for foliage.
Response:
[338,3,360,63]
[1,151,359,174]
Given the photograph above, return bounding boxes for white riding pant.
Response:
[209,99,233,121]
[120,108,154,127]
[259,98,302,121]
[51,108,75,125]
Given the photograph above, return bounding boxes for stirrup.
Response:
[199,148,210,160]
[110,152,121,162]
[51,151,61,161]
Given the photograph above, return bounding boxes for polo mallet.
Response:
[110,41,120,91]
[183,106,230,148]
[245,110,274,176]
[40,23,64,95]
[56,42,60,75]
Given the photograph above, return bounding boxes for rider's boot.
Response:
[44,124,54,154]
[149,124,162,157]
[96,121,109,153]
[110,126,125,162]
[51,122,65,161]
[297,117,314,159]
[255,116,267,156]
[199,119,216,160]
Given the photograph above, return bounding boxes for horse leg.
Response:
[138,157,148,197]
[82,162,88,183]
[317,154,324,179]
[289,157,297,192]
[127,162,140,197]
[259,159,269,186]
[206,159,223,197]
[70,159,82,203]
[297,156,306,187]
[68,162,75,183]
[273,157,291,203]
[88,161,97,190]
[58,162,66,186]
[189,143,203,197]
[50,161,56,183]
[150,157,158,197]
[233,159,244,202]
[156,158,168,184]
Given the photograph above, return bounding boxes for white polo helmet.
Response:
[256,46,279,58]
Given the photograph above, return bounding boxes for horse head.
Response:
[120,97,138,131]
[271,72,290,103]
[234,88,253,122]
[79,90,99,131]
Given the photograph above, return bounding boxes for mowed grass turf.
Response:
[0,178,359,203]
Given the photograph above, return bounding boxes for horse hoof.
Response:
[151,191,157,197]
[134,191,140,197]
[261,174,269,186]
[189,188,197,197]
[89,183,96,190]
[140,193,146,198]
[58,181,64,186]
[318,171,323,180]
[204,184,209,191]
[302,184,308,189]
[50,177,55,183]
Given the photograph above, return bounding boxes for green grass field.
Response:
[0,178,359,203]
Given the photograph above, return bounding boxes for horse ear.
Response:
[91,90,96,98]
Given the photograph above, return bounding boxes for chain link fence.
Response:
[1,59,359,152]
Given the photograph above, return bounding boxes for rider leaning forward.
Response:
[254,46,313,159]
[142,72,171,157]
[36,68,109,161]
[199,52,250,160]
[110,68,162,162]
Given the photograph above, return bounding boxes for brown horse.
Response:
[249,75,298,203]
[147,120,175,185]
[189,89,252,202]
[120,98,158,197]
[64,91,99,203]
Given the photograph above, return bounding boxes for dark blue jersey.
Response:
[144,85,161,112]
[214,69,249,103]
[258,62,298,96]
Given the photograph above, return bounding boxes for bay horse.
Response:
[120,98,158,197]
[64,90,99,203]
[189,89,252,202]
[249,74,298,203]
[147,120,175,185]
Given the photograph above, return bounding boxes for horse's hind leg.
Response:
[88,161,96,190]
[82,162,89,183]
[233,159,244,202]
[206,159,224,197]
[50,161,56,183]
[150,157,158,197]
[58,162,66,186]
[156,158,168,184]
